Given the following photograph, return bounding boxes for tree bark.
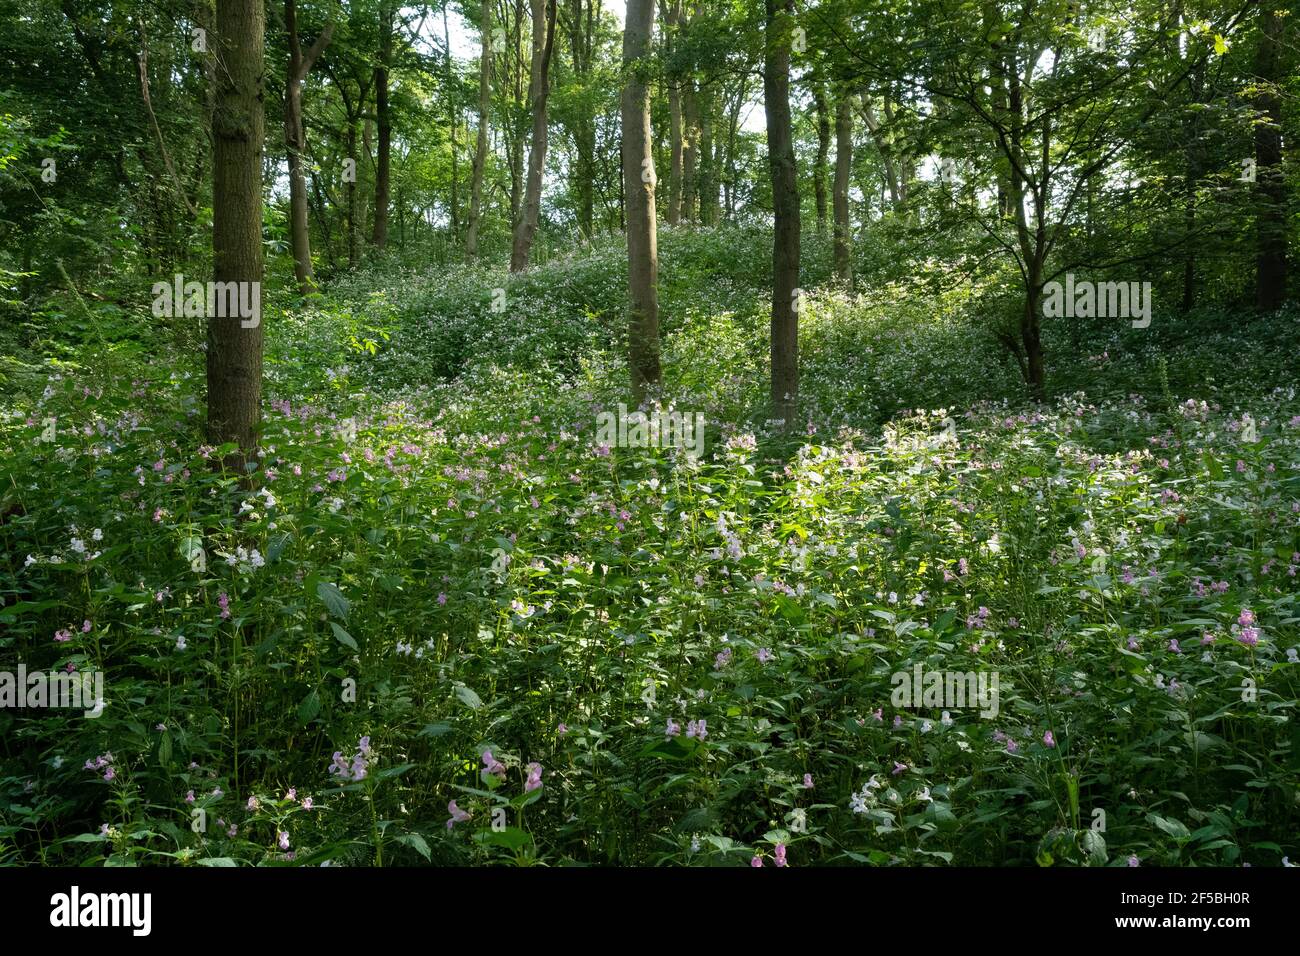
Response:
[509,0,557,271]
[466,0,493,258]
[662,0,683,225]
[832,91,853,285]
[1253,7,1288,311]
[623,0,661,400]
[764,0,799,429]
[444,2,460,240]
[813,80,830,237]
[371,1,394,248]
[681,76,698,222]
[209,0,266,459]
[284,0,332,294]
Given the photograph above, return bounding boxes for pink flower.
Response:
[218,592,231,620]
[278,831,290,850]
[774,843,788,867]
[802,774,814,789]
[446,800,471,830]
[82,620,92,633]
[892,761,908,775]
[1043,731,1056,748]
[750,856,763,868]
[525,762,543,793]
[557,723,568,737]
[54,629,72,643]
[481,749,506,779]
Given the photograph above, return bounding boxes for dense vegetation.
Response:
[1,0,1297,867]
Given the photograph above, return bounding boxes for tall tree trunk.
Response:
[832,90,853,285]
[566,0,597,239]
[681,77,698,222]
[444,2,460,240]
[284,0,332,294]
[623,0,661,400]
[347,118,359,265]
[812,80,830,237]
[372,1,394,248]
[209,0,265,459]
[466,0,492,258]
[698,81,718,225]
[764,0,799,429]
[509,0,557,272]
[1253,7,1288,311]
[662,0,683,225]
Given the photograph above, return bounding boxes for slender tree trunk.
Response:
[372,1,393,248]
[209,0,265,459]
[623,0,661,400]
[813,80,830,237]
[509,0,557,271]
[682,77,698,222]
[1253,7,1288,311]
[284,0,332,294]
[347,118,359,265]
[698,82,718,225]
[444,2,460,240]
[662,0,683,225]
[833,91,853,285]
[764,0,799,428]
[466,0,492,258]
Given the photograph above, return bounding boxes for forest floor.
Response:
[2,225,1298,866]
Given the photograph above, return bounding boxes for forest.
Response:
[0,0,1297,869]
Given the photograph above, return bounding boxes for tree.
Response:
[467,0,494,258]
[509,0,558,271]
[1252,6,1288,311]
[764,0,799,428]
[372,0,394,248]
[209,0,266,458]
[284,0,333,294]
[832,89,852,285]
[623,0,661,400]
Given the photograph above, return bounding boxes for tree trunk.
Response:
[209,0,265,459]
[698,81,718,225]
[347,118,359,265]
[764,0,799,429]
[444,2,460,240]
[509,0,557,271]
[466,0,492,258]
[681,77,698,222]
[832,91,853,285]
[662,0,683,225]
[623,0,661,400]
[284,0,332,294]
[1253,7,1288,311]
[813,80,830,237]
[371,1,394,248]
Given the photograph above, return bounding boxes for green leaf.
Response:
[315,581,350,620]
[453,684,483,710]
[330,622,358,651]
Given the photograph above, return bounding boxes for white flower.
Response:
[917,787,932,803]
[940,711,953,726]
[91,528,103,541]
[175,635,187,651]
